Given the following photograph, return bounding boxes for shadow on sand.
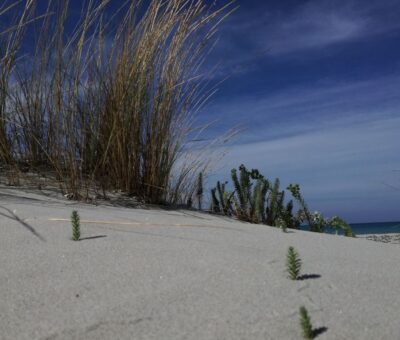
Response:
[0,205,46,242]
[79,235,107,241]
[313,326,328,338]
[298,274,321,280]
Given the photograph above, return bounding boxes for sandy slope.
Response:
[1,188,399,340]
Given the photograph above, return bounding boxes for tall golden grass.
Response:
[0,0,234,204]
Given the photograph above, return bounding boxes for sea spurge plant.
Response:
[210,187,221,213]
[310,211,326,233]
[276,217,287,232]
[287,184,354,236]
[265,178,284,226]
[231,164,270,222]
[209,165,353,236]
[281,200,300,229]
[252,177,269,223]
[329,216,355,237]
[286,246,302,280]
[287,184,316,231]
[299,306,313,339]
[217,181,232,215]
[210,181,234,215]
[231,165,251,219]
[71,210,81,241]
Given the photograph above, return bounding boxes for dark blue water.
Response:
[348,221,400,235]
[301,221,400,235]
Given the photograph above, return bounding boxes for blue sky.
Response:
[6,0,399,222]
[199,0,400,223]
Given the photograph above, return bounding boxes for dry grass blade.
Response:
[0,0,235,204]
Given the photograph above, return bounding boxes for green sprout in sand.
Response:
[286,246,302,280]
[299,306,313,339]
[71,210,81,241]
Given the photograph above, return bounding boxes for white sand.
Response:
[1,187,400,339]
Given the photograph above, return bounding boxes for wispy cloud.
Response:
[204,74,400,142]
[210,0,400,75]
[254,3,366,55]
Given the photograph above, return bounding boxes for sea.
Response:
[301,221,400,236]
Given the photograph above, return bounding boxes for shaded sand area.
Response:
[1,187,400,339]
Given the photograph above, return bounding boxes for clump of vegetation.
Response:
[299,306,314,339]
[286,246,302,280]
[329,216,355,237]
[230,165,266,222]
[287,184,355,236]
[0,0,234,205]
[210,164,297,226]
[71,211,81,241]
[276,217,287,232]
[211,180,233,215]
[209,164,354,236]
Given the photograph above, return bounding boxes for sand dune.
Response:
[1,189,399,339]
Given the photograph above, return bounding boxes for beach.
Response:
[1,188,400,340]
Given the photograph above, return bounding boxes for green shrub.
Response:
[209,165,353,236]
[329,216,355,237]
[287,184,354,236]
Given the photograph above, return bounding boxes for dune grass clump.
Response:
[71,211,81,241]
[0,0,234,204]
[286,246,302,280]
[299,306,313,339]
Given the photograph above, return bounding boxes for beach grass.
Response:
[0,0,234,204]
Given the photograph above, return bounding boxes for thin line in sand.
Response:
[48,218,206,228]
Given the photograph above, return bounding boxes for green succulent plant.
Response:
[329,216,355,237]
[210,187,220,213]
[209,165,353,237]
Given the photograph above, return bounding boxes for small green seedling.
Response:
[71,210,81,241]
[276,218,287,232]
[299,306,313,339]
[286,246,302,280]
